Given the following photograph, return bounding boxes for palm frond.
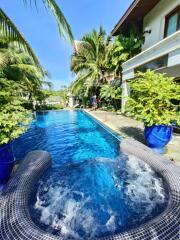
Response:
[42,80,53,89]
[72,71,92,94]
[44,0,73,42]
[0,51,8,68]
[22,0,74,43]
[71,26,110,94]
[0,8,43,71]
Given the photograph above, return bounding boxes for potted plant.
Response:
[0,78,31,183]
[125,70,180,153]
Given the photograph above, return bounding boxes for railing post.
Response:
[121,69,134,113]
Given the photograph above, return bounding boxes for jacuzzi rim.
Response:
[0,139,179,240]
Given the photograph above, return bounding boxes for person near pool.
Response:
[92,95,97,110]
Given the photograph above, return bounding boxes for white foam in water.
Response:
[121,155,166,216]
[33,154,167,239]
[34,184,98,239]
[106,215,116,232]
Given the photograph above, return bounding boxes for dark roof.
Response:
[111,0,161,36]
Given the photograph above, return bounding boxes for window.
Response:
[164,6,180,38]
[135,55,168,73]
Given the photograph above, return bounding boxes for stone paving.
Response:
[85,110,180,166]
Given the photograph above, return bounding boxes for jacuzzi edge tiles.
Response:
[0,139,179,240]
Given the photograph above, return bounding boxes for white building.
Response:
[67,92,76,108]
[111,0,180,112]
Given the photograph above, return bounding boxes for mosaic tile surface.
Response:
[0,140,180,240]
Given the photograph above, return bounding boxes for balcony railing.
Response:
[122,30,180,73]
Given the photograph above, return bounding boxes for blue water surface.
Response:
[13,110,120,165]
[13,110,168,239]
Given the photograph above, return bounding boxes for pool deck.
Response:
[85,109,180,166]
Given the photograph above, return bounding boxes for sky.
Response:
[1,0,132,90]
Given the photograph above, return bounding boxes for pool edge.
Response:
[83,110,123,141]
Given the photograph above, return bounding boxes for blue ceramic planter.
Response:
[144,125,173,153]
[0,142,14,183]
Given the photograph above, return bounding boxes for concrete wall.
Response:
[69,96,75,108]
[142,0,180,51]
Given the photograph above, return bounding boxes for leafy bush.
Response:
[0,102,31,145]
[109,30,144,75]
[36,104,64,110]
[0,78,32,145]
[100,84,121,110]
[126,70,180,126]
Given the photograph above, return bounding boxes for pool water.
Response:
[13,110,168,239]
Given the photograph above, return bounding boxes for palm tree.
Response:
[0,37,51,109]
[0,0,73,68]
[71,26,110,95]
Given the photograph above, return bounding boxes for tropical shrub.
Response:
[100,84,121,110]
[36,104,64,110]
[107,30,144,76]
[0,103,31,145]
[0,78,31,145]
[118,30,144,58]
[126,70,180,126]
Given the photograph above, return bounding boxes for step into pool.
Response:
[13,110,168,240]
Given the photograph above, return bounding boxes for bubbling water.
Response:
[30,154,168,239]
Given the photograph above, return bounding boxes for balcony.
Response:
[122,30,180,80]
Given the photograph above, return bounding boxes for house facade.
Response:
[111,0,180,112]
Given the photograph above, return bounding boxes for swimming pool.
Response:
[13,110,168,239]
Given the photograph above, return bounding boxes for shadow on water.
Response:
[119,127,146,144]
